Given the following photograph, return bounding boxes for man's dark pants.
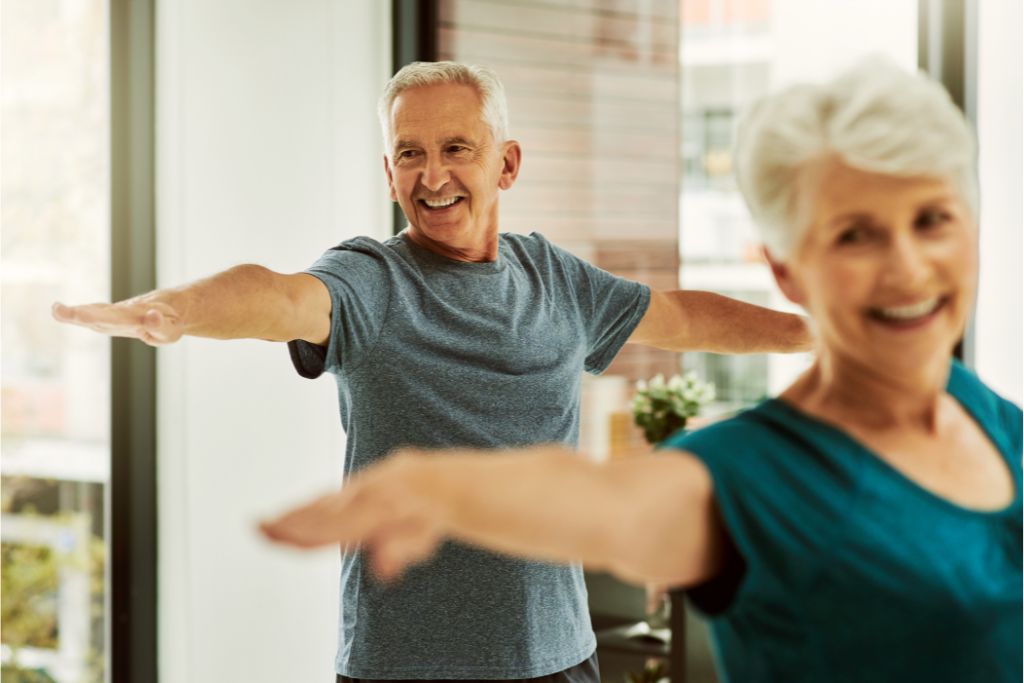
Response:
[337,650,600,683]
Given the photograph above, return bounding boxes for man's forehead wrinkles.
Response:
[391,117,489,140]
[392,132,483,149]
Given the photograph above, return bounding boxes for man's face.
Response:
[383,83,520,259]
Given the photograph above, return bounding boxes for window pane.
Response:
[1,0,110,681]
[438,0,682,461]
[679,0,918,407]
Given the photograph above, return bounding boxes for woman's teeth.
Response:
[873,297,943,321]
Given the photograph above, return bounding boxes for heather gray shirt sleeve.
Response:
[542,237,651,374]
[288,239,391,378]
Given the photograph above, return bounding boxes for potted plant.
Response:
[631,372,715,445]
[625,372,715,683]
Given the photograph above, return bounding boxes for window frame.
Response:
[918,0,977,363]
[390,0,439,235]
[110,0,157,681]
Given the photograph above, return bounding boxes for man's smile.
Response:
[418,196,466,214]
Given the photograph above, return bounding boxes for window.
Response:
[1,0,111,680]
[438,0,682,459]
[679,0,919,408]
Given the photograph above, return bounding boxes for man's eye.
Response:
[397,150,419,160]
[447,145,468,154]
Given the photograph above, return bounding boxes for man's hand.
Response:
[52,298,185,346]
[51,266,332,346]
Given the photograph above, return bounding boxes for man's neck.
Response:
[404,228,500,263]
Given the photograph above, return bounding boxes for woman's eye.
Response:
[916,209,950,229]
[837,225,871,245]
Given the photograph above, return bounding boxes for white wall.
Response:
[974,1,1023,403]
[155,2,391,681]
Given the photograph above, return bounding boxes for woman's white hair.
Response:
[734,57,978,258]
[378,61,509,147]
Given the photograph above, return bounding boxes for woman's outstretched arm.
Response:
[260,446,727,587]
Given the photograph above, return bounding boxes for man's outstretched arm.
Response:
[628,290,812,353]
[52,265,331,346]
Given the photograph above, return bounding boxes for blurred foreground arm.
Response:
[629,290,811,353]
[261,447,726,587]
[52,265,330,346]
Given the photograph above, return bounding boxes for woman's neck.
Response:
[783,349,952,433]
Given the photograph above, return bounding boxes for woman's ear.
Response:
[764,246,807,307]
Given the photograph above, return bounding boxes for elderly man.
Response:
[54,62,809,682]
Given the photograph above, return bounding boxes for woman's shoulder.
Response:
[948,359,1023,459]
[948,359,1021,414]
[661,399,858,487]
[664,399,836,455]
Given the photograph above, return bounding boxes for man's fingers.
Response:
[143,308,165,329]
[53,300,182,345]
[53,301,141,332]
[140,308,183,345]
[51,302,74,322]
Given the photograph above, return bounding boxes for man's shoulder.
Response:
[302,235,411,288]
[325,234,400,255]
[501,230,550,250]
[312,234,405,267]
[500,231,577,264]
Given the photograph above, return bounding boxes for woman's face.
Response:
[772,157,977,376]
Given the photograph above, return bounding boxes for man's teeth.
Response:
[875,297,942,320]
[423,197,460,208]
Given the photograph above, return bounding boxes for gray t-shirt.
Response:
[288,231,650,679]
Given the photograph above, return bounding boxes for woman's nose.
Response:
[881,234,931,287]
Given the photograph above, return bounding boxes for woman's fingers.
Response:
[367,517,445,582]
[260,490,362,548]
[260,480,396,548]
[261,461,448,581]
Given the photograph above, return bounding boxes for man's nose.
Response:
[421,155,451,193]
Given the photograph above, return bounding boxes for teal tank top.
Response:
[665,361,1022,683]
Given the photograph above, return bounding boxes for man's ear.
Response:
[383,154,397,202]
[497,141,522,190]
[763,246,807,307]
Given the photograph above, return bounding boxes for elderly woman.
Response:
[263,60,1021,682]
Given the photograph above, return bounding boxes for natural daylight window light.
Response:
[1,1,111,681]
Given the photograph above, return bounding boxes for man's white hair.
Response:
[734,57,978,258]
[378,61,510,148]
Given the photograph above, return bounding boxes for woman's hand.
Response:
[263,446,723,588]
[260,451,450,581]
